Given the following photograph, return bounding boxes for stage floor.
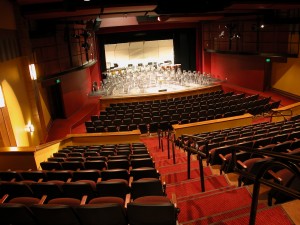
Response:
[90,79,222,97]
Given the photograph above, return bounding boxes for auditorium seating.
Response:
[85,89,279,134]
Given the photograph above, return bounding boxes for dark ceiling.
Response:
[16,0,300,26]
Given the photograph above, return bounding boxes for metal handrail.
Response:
[181,134,209,192]
[230,145,300,225]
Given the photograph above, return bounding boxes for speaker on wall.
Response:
[93,18,101,31]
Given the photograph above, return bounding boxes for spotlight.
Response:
[260,24,265,29]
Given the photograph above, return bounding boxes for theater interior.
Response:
[0,0,300,224]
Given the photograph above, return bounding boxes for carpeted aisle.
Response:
[140,136,295,225]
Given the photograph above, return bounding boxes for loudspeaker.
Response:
[93,18,101,31]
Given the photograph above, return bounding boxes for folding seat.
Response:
[219,151,253,174]
[252,137,272,148]
[107,159,130,170]
[45,170,73,182]
[99,150,115,157]
[40,161,63,170]
[119,124,128,131]
[72,170,101,182]
[96,179,130,200]
[107,125,118,132]
[267,167,300,206]
[85,126,95,133]
[31,203,82,225]
[0,202,39,225]
[84,160,107,171]
[93,120,103,127]
[130,158,155,169]
[0,181,36,202]
[90,115,99,122]
[100,169,130,182]
[129,167,160,181]
[116,150,131,157]
[83,151,99,157]
[289,139,300,150]
[61,181,97,201]
[127,195,179,225]
[61,161,85,170]
[31,180,65,202]
[139,123,148,134]
[65,157,85,162]
[271,133,290,144]
[122,117,132,125]
[288,130,300,140]
[271,140,293,153]
[132,149,149,155]
[20,170,47,182]
[206,145,232,166]
[48,157,66,162]
[0,170,23,181]
[132,117,142,124]
[85,156,107,161]
[237,157,273,186]
[108,155,128,160]
[74,198,127,225]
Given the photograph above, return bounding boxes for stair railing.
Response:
[231,145,300,225]
[181,134,209,192]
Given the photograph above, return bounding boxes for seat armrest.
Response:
[0,194,9,203]
[219,153,227,162]
[80,195,88,205]
[39,195,47,204]
[237,160,247,170]
[267,170,283,183]
[125,193,131,208]
[128,176,133,187]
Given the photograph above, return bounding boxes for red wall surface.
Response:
[61,69,91,117]
[209,53,266,91]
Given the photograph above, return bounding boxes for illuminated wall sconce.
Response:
[25,123,34,133]
[0,86,5,108]
[29,64,37,80]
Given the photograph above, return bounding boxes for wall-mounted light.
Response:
[25,123,34,133]
[29,64,37,80]
[0,86,5,108]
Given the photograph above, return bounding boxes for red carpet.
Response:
[177,187,253,222]
[165,168,213,184]
[214,205,294,225]
[158,160,202,174]
[182,203,266,225]
[167,175,230,200]
[155,156,187,167]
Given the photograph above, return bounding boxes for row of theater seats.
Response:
[0,168,165,202]
[85,90,279,134]
[0,194,179,225]
[185,116,300,166]
[42,143,154,171]
[179,115,300,206]
[0,142,180,225]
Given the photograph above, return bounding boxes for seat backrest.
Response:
[130,178,165,200]
[72,170,101,182]
[130,158,154,169]
[0,170,23,181]
[30,204,81,225]
[84,160,107,170]
[61,161,85,170]
[107,159,130,170]
[30,181,64,201]
[96,180,129,200]
[100,169,129,181]
[40,161,63,170]
[129,167,160,181]
[75,203,127,225]
[0,181,34,200]
[46,170,73,182]
[127,198,177,225]
[0,203,38,225]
